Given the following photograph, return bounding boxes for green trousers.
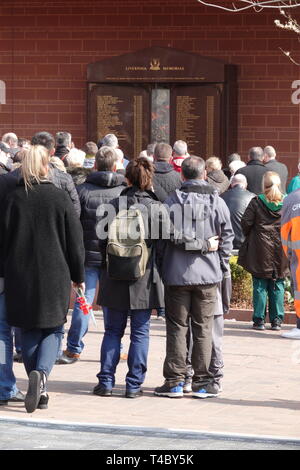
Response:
[252,277,285,324]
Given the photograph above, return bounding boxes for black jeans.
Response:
[163,284,217,388]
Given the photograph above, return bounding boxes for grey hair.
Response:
[182,156,205,180]
[227,152,241,165]
[264,145,276,160]
[230,173,248,189]
[2,132,18,145]
[55,131,72,148]
[173,140,188,156]
[102,133,118,148]
[248,147,264,161]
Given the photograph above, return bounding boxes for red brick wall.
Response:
[0,0,300,174]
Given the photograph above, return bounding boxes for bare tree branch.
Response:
[197,1,300,12]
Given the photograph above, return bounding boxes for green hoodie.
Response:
[258,194,284,212]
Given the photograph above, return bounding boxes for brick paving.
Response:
[1,313,300,439]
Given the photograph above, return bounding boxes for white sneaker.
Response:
[281,327,300,339]
[183,382,192,393]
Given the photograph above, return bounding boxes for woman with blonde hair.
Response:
[238,171,289,330]
[0,145,85,413]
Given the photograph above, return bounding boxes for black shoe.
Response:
[37,394,49,410]
[13,352,23,363]
[253,322,265,330]
[93,384,112,396]
[25,370,42,413]
[125,389,143,399]
[0,390,25,406]
[56,351,80,365]
[271,319,282,331]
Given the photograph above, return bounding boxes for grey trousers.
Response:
[186,314,224,386]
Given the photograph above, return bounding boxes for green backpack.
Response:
[106,207,151,281]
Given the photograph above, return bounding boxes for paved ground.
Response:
[1,312,300,449]
[1,419,300,450]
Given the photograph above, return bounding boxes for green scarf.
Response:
[258,194,284,212]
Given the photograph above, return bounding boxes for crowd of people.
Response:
[0,130,300,413]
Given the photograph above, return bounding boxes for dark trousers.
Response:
[186,315,224,386]
[163,284,217,388]
[21,326,64,378]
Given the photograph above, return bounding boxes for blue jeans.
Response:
[0,293,18,400]
[97,308,151,392]
[67,267,101,355]
[21,325,64,380]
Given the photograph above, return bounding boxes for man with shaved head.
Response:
[221,173,255,249]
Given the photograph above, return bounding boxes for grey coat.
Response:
[158,180,234,286]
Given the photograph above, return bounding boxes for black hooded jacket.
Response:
[152,161,182,202]
[77,171,125,267]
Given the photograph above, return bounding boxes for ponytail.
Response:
[263,171,283,205]
[125,157,154,191]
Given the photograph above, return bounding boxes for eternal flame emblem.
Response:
[150,59,160,71]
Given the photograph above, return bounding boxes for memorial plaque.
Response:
[88,83,150,159]
[87,47,237,162]
[170,84,221,158]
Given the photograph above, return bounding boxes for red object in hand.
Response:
[76,293,92,316]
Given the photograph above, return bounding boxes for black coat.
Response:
[0,166,81,217]
[221,185,255,249]
[236,160,269,195]
[238,197,289,279]
[98,186,164,310]
[77,171,125,268]
[265,159,288,192]
[0,181,85,330]
[152,162,182,202]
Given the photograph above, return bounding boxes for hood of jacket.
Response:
[67,167,92,185]
[86,171,125,188]
[154,161,176,174]
[207,169,228,184]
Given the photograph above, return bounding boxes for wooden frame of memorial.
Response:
[87,46,237,163]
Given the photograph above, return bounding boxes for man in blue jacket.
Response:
[154,156,234,399]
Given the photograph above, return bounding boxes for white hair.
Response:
[65,148,85,167]
[230,173,248,189]
[264,145,276,160]
[102,133,118,148]
[229,160,246,175]
[206,156,222,171]
[173,140,188,156]
[115,148,124,162]
[2,132,18,146]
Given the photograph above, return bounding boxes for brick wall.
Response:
[0,0,299,173]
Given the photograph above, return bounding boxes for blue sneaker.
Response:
[154,382,184,398]
[192,384,219,399]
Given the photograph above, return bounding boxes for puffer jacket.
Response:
[77,171,125,267]
[238,196,289,279]
[207,170,229,194]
